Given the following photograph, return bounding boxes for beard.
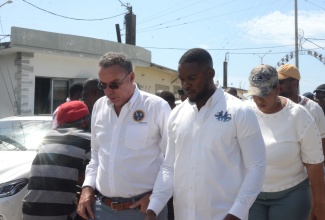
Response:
[188,87,211,103]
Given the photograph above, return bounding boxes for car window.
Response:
[0,120,52,151]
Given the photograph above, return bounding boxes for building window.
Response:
[34,77,69,115]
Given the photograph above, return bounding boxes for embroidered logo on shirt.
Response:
[215,111,232,122]
[132,110,145,122]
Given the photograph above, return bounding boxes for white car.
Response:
[0,116,52,220]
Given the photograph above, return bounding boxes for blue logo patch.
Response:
[215,111,231,122]
[132,110,145,122]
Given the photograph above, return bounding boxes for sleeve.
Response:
[314,104,325,138]
[298,108,324,164]
[82,103,100,189]
[147,113,174,215]
[228,105,266,219]
[157,101,171,155]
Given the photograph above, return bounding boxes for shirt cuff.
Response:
[82,176,96,189]
[228,200,248,220]
[147,198,165,216]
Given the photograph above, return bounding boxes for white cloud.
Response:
[238,10,325,46]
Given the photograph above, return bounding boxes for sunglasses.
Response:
[178,88,185,96]
[278,78,296,85]
[97,73,130,90]
[315,96,325,102]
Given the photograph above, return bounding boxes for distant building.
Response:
[0,27,180,118]
[223,86,248,100]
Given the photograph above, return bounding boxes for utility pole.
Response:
[223,52,229,88]
[125,5,136,45]
[294,0,299,68]
[115,24,122,43]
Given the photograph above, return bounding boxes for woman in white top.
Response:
[246,64,325,220]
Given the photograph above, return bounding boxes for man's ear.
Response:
[208,68,215,79]
[129,72,135,82]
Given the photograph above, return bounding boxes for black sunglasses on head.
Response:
[97,73,130,90]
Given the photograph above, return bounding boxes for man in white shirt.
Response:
[145,48,266,220]
[77,52,171,220]
[277,64,325,165]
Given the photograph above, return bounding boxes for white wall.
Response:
[33,53,99,79]
[0,54,18,118]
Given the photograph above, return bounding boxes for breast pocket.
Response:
[124,125,149,150]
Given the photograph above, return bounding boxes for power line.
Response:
[137,0,190,23]
[137,1,284,33]
[143,44,295,51]
[302,37,325,50]
[307,38,325,41]
[22,0,126,21]
[137,0,238,32]
[138,0,211,25]
[305,0,325,10]
[118,0,129,9]
[228,0,289,53]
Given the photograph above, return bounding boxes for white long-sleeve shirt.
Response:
[148,87,266,220]
[83,86,171,197]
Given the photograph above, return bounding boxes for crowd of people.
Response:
[21,49,325,220]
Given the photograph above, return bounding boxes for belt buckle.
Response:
[111,201,119,210]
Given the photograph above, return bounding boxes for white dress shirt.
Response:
[83,85,171,197]
[148,87,266,220]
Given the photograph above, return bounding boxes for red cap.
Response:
[57,101,89,127]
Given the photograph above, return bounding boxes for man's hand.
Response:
[129,194,150,213]
[77,186,95,219]
[144,209,157,220]
[224,213,241,220]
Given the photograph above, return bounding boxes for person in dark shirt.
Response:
[22,101,91,220]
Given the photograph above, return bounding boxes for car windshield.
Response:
[0,119,52,151]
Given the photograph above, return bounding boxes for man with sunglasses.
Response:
[77,52,170,220]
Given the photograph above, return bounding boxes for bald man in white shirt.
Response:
[77,52,171,220]
[145,48,266,220]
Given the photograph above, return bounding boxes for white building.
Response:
[0,27,180,118]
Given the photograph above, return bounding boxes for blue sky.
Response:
[1,0,325,94]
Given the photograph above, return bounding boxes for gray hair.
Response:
[99,51,133,73]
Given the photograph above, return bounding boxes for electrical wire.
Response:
[143,44,295,51]
[302,37,325,50]
[118,0,129,8]
[138,0,211,25]
[305,0,325,10]
[22,0,126,21]
[137,0,238,32]
[137,0,284,33]
[306,38,325,41]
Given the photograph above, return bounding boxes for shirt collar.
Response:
[127,84,140,110]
